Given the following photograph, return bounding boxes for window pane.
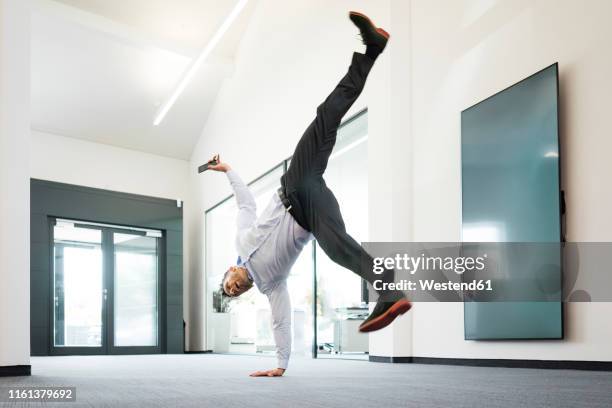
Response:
[287,241,314,356]
[206,193,238,352]
[114,233,158,347]
[206,165,310,356]
[54,224,103,347]
[316,112,369,357]
[205,112,367,359]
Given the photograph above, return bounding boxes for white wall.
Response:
[31,130,189,200]
[188,0,612,361]
[187,0,391,350]
[366,0,416,358]
[30,130,193,348]
[0,0,30,368]
[406,0,612,361]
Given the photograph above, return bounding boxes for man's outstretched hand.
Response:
[249,368,285,377]
[207,154,231,173]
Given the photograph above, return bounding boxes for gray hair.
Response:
[219,269,232,297]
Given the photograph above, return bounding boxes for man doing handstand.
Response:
[207,11,411,377]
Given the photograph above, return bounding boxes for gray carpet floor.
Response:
[1,354,612,407]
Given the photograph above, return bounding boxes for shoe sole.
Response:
[349,11,391,40]
[358,298,412,333]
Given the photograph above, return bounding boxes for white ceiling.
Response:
[31,0,256,160]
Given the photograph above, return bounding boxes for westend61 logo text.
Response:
[372,253,488,275]
[371,253,492,293]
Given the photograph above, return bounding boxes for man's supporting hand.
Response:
[207,154,231,173]
[249,368,285,377]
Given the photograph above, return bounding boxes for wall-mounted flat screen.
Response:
[461,63,563,340]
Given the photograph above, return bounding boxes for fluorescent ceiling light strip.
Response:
[153,0,249,126]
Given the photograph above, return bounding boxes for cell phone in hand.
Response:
[198,155,219,173]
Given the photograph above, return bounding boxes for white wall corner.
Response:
[0,0,31,367]
[367,0,415,359]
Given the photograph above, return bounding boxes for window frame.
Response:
[204,107,368,359]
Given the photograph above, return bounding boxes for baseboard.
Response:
[368,356,612,371]
[0,365,31,377]
[184,350,213,354]
[369,356,413,364]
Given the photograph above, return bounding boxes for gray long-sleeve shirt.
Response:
[226,170,312,369]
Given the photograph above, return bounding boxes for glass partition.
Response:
[205,110,368,360]
[205,193,238,353]
[315,112,369,358]
[206,164,294,355]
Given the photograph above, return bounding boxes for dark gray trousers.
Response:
[280,52,394,300]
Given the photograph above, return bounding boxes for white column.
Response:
[368,0,414,359]
[0,0,31,368]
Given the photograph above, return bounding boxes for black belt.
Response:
[277,187,292,211]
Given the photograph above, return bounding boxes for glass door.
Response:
[53,222,106,354]
[51,220,161,355]
[109,231,160,354]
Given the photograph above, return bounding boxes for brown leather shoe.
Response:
[349,11,390,50]
[358,298,412,333]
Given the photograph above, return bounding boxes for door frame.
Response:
[105,227,164,355]
[49,217,165,356]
